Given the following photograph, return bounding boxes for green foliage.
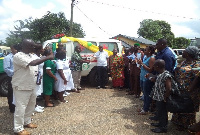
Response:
[137,19,175,47]
[6,11,85,44]
[173,37,191,49]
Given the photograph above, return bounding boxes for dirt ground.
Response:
[0,80,199,135]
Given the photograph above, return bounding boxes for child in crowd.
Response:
[147,59,174,133]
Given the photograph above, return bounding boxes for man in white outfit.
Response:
[93,45,109,89]
[12,39,54,135]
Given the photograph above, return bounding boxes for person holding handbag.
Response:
[171,46,200,131]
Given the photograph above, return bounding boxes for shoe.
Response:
[65,91,70,95]
[45,103,55,107]
[77,87,85,90]
[14,130,30,135]
[119,87,123,91]
[138,110,148,115]
[24,123,37,128]
[137,107,143,112]
[75,90,80,93]
[139,95,144,101]
[35,107,44,113]
[63,93,68,97]
[96,86,101,89]
[149,116,158,121]
[151,123,160,127]
[101,86,106,89]
[188,122,200,133]
[151,128,167,133]
[10,109,15,113]
[36,105,44,109]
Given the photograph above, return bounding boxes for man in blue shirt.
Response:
[155,38,176,74]
[3,44,18,113]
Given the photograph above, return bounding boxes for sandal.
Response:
[45,103,54,107]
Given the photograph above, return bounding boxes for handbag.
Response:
[166,91,195,113]
[166,75,195,113]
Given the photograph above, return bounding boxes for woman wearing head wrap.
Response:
[171,46,200,131]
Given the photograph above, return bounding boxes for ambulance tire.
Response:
[0,74,9,97]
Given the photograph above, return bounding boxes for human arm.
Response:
[3,55,14,76]
[164,77,172,102]
[145,73,157,82]
[46,69,57,81]
[58,69,67,85]
[28,52,54,66]
[138,57,155,72]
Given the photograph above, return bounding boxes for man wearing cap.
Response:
[12,39,54,135]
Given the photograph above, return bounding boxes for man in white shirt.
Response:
[93,45,109,89]
[12,39,54,135]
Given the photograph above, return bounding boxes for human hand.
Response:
[64,80,68,85]
[137,59,142,64]
[47,52,54,60]
[54,77,58,81]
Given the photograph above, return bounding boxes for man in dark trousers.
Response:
[3,44,19,113]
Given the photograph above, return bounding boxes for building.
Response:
[112,34,156,48]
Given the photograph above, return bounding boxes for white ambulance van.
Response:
[43,38,123,86]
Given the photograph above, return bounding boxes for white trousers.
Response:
[13,88,37,133]
[72,71,81,89]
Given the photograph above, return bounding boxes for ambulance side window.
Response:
[99,42,118,52]
[73,41,94,53]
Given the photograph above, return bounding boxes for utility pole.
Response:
[70,0,75,37]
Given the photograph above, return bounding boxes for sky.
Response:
[0,0,200,42]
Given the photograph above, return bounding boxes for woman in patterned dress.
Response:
[109,49,124,89]
[171,46,200,130]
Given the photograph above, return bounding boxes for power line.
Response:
[82,0,200,21]
[75,5,112,36]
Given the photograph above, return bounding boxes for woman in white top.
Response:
[55,50,74,103]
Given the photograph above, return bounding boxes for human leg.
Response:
[58,91,66,102]
[96,66,101,87]
[100,66,108,88]
[7,77,15,113]
[143,80,153,112]
[24,88,37,125]
[13,88,33,133]
[156,101,168,129]
[76,71,82,89]
[151,101,168,133]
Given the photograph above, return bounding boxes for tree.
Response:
[6,11,85,44]
[173,37,190,49]
[28,11,85,43]
[137,19,175,47]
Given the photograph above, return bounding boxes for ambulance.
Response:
[43,37,123,86]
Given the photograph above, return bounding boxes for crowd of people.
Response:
[108,38,200,134]
[3,38,200,135]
